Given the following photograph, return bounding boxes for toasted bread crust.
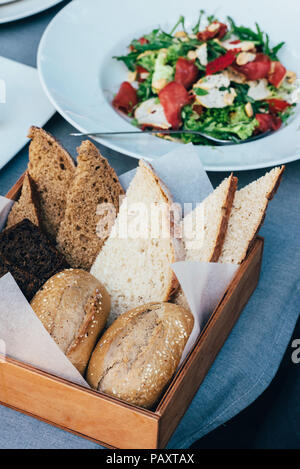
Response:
[238,165,285,264]
[210,175,238,263]
[141,160,185,300]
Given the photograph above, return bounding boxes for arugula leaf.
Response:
[263,34,285,60]
[194,88,209,96]
[271,41,285,57]
[114,52,139,71]
[192,9,205,34]
[207,14,217,23]
[170,15,186,35]
[227,16,285,61]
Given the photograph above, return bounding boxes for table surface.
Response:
[0,0,299,450]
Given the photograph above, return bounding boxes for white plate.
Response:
[0,1,18,6]
[38,0,300,171]
[0,0,64,23]
[0,56,54,171]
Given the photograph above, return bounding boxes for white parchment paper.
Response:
[0,143,238,382]
[121,144,238,365]
[0,274,88,387]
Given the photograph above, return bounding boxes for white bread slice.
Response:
[183,174,237,263]
[174,174,237,309]
[90,160,184,324]
[219,166,285,264]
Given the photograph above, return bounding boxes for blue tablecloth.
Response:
[0,1,299,449]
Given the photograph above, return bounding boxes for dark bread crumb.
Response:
[0,219,69,300]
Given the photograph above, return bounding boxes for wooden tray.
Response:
[0,174,264,449]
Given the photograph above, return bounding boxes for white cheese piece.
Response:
[208,22,220,33]
[247,79,272,100]
[195,43,208,66]
[222,37,255,52]
[194,71,236,108]
[276,77,300,104]
[135,98,171,129]
[195,72,230,90]
[195,88,237,108]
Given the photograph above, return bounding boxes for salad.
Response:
[112,12,299,145]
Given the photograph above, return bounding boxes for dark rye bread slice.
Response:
[0,219,69,300]
[28,126,76,239]
[57,140,124,270]
[6,172,41,229]
[0,257,41,301]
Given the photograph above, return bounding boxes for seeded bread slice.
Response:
[6,172,41,229]
[174,174,237,309]
[219,166,285,264]
[57,140,124,270]
[91,160,184,324]
[28,126,75,239]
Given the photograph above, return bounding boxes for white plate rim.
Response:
[37,0,300,171]
[0,0,64,24]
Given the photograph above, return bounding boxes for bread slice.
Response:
[28,126,75,239]
[6,172,41,229]
[174,174,237,309]
[219,166,285,264]
[0,219,69,300]
[57,141,124,270]
[0,257,42,301]
[182,174,237,263]
[90,160,184,324]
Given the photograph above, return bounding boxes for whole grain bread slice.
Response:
[219,166,285,264]
[6,172,41,229]
[173,174,237,309]
[57,140,124,270]
[28,126,75,239]
[90,159,184,324]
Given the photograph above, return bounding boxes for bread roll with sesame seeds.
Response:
[86,302,194,409]
[30,269,110,375]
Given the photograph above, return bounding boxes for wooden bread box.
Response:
[0,174,264,449]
